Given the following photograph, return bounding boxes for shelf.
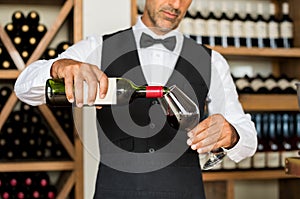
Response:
[0,161,74,172]
[210,46,300,58]
[0,0,66,5]
[0,70,20,79]
[203,169,294,182]
[239,94,299,111]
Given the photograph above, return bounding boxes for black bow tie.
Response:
[140,32,176,51]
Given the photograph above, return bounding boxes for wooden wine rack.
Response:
[130,0,300,199]
[0,0,83,198]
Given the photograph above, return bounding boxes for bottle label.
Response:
[207,19,220,36]
[268,22,279,38]
[146,86,163,98]
[220,20,231,37]
[266,152,280,168]
[194,19,207,36]
[180,18,194,35]
[85,78,117,105]
[244,21,255,37]
[232,20,243,37]
[256,21,267,38]
[280,22,293,38]
[253,152,266,168]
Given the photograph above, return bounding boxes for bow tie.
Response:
[140,32,176,51]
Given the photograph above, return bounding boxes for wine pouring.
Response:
[159,85,226,170]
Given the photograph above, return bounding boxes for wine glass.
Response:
[158,85,226,170]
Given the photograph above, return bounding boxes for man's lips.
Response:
[162,10,178,19]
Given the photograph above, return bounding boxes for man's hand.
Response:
[186,114,239,153]
[51,58,108,107]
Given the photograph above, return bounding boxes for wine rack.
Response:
[130,0,300,199]
[0,0,83,199]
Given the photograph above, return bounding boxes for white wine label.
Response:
[280,22,293,38]
[244,21,255,38]
[278,79,290,90]
[237,157,252,169]
[235,79,250,90]
[265,79,277,90]
[84,78,117,105]
[220,20,231,37]
[194,19,207,36]
[268,22,279,38]
[253,152,266,168]
[266,152,280,168]
[232,20,243,37]
[251,79,264,92]
[223,155,237,169]
[207,19,220,37]
[256,21,268,38]
[180,18,194,35]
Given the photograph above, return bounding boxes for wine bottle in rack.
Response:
[250,74,268,93]
[235,74,254,93]
[264,74,281,94]
[231,2,244,47]
[193,6,208,45]
[268,3,280,48]
[279,2,294,48]
[4,23,16,36]
[56,41,72,54]
[265,113,280,168]
[0,86,12,111]
[256,3,268,48]
[294,113,300,155]
[42,48,57,60]
[206,1,220,47]
[244,3,257,48]
[252,113,266,169]
[280,113,295,167]
[219,2,233,48]
[12,10,25,26]
[277,75,296,94]
[26,11,40,26]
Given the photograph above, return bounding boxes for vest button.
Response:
[149,148,155,153]
[149,123,155,129]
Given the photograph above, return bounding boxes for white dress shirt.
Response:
[14,17,257,163]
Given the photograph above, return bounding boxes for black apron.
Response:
[93,28,211,199]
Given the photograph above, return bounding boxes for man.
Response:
[15,0,257,198]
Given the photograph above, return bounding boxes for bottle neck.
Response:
[135,86,169,98]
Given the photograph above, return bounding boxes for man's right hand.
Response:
[51,58,108,107]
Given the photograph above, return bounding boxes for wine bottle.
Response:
[193,7,208,45]
[26,11,40,26]
[256,3,268,48]
[231,2,244,47]
[56,41,72,54]
[0,86,12,108]
[42,48,57,60]
[266,113,280,168]
[46,78,170,106]
[35,24,47,40]
[279,2,294,48]
[252,113,266,169]
[4,23,16,36]
[280,113,295,167]
[219,2,232,47]
[12,10,25,26]
[206,1,220,46]
[235,74,254,93]
[250,74,266,93]
[278,76,296,94]
[244,3,256,48]
[268,3,280,48]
